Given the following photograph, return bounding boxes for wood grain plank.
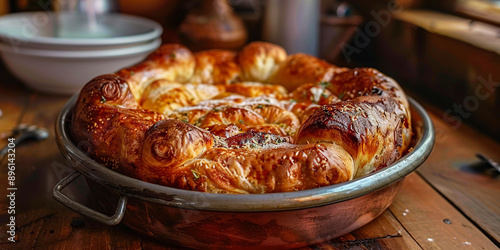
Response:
[0,60,31,144]
[141,238,185,250]
[0,88,29,149]
[416,102,500,244]
[312,209,421,250]
[0,68,32,246]
[32,211,77,248]
[2,92,71,213]
[108,227,144,250]
[34,212,112,250]
[0,88,74,247]
[0,215,44,249]
[390,173,497,249]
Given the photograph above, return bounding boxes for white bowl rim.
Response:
[0,12,163,47]
[0,38,162,58]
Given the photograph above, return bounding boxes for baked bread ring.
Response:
[71,42,412,194]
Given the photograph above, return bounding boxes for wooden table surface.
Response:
[0,61,499,250]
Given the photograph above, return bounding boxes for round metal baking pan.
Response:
[53,94,434,248]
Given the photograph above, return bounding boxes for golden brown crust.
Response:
[115,44,196,98]
[296,68,411,178]
[268,53,348,91]
[225,82,287,98]
[139,119,215,182]
[192,50,242,84]
[71,74,166,178]
[140,80,223,114]
[71,42,412,194]
[237,41,287,82]
[182,142,354,193]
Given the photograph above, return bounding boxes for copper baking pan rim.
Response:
[55,94,435,212]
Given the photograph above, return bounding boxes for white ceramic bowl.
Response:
[0,38,161,95]
[0,12,163,50]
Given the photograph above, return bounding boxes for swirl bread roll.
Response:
[71,42,412,194]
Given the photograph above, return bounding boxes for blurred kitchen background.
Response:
[1,0,499,141]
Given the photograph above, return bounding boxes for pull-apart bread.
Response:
[71,42,412,194]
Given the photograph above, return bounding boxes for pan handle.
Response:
[52,170,127,226]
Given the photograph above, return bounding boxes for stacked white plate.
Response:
[0,12,162,95]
